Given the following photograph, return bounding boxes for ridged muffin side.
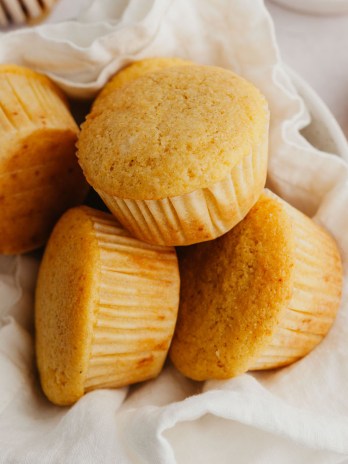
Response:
[35,206,180,406]
[250,191,343,369]
[84,208,180,391]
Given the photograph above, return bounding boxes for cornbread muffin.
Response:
[35,206,180,406]
[170,190,342,380]
[94,57,192,109]
[0,64,87,255]
[78,64,269,246]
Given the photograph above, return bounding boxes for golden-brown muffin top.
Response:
[170,192,295,380]
[78,65,269,200]
[35,206,101,405]
[95,57,192,106]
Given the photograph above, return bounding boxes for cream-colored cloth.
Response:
[1,1,348,463]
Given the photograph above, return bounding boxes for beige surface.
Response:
[170,190,342,380]
[36,206,180,406]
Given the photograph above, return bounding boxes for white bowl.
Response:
[270,0,348,15]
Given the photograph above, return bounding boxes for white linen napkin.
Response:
[1,1,348,463]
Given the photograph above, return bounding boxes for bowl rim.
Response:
[269,0,348,15]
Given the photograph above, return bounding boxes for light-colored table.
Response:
[265,1,348,137]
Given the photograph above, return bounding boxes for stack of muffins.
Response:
[0,59,342,406]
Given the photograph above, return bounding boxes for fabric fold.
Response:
[0,0,348,463]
